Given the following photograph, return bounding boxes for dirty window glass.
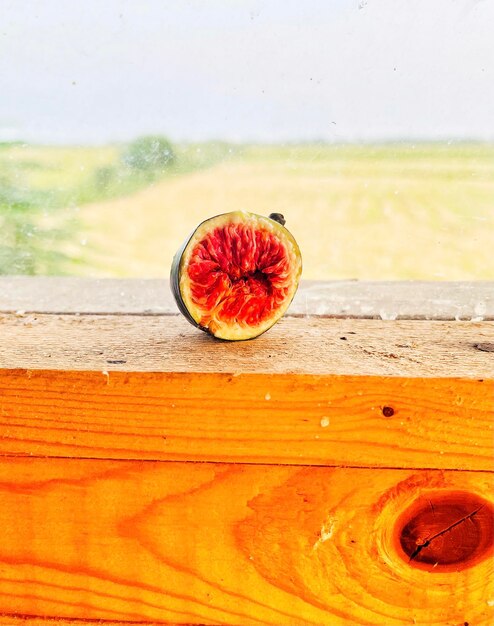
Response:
[1,0,492,280]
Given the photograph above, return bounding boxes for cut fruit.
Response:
[170,211,302,340]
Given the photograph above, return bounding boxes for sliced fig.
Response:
[170,211,302,340]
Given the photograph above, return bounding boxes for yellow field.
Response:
[77,144,494,280]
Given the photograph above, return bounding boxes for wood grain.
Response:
[0,369,492,470]
[0,458,492,625]
[1,277,493,320]
[1,280,493,625]
[1,313,493,378]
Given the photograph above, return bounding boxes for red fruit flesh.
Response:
[187,222,292,330]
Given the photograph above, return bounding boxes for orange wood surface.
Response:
[0,369,492,470]
[0,457,492,625]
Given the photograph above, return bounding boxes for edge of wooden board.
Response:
[1,369,492,470]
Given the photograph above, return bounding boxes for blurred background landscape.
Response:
[1,0,493,280]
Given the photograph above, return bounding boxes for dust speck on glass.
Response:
[0,0,492,280]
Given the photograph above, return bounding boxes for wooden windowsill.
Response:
[0,278,493,625]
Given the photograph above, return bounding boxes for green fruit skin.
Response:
[170,231,207,332]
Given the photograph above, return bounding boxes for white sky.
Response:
[0,0,493,143]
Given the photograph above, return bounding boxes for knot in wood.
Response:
[396,491,494,571]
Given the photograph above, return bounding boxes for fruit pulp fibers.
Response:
[187,222,293,328]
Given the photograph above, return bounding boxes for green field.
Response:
[1,141,493,279]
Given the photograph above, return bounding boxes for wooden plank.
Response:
[1,313,493,378]
[1,277,493,320]
[0,369,492,470]
[1,312,492,468]
[0,457,491,625]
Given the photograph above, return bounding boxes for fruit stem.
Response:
[269,213,286,226]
